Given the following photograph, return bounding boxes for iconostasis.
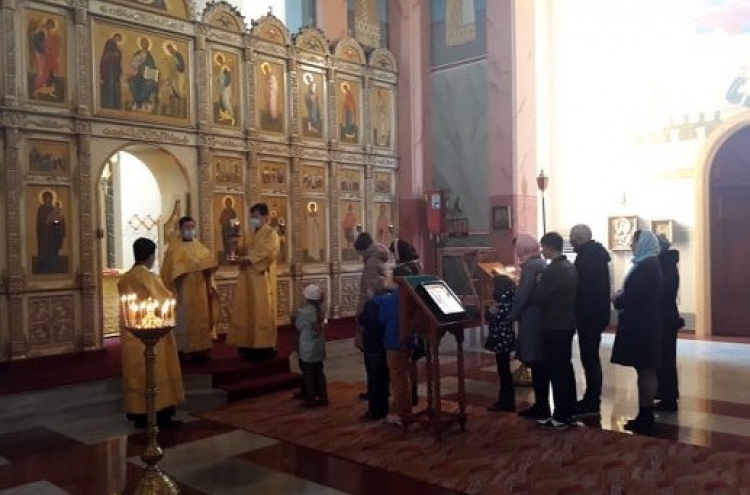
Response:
[0,0,398,359]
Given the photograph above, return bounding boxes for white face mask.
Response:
[182,229,195,241]
[250,218,262,230]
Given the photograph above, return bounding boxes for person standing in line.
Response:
[611,230,663,433]
[569,224,612,417]
[531,232,578,430]
[510,234,550,420]
[292,284,328,408]
[485,273,517,412]
[654,234,684,412]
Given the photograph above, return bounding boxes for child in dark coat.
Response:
[485,274,517,412]
[357,295,390,420]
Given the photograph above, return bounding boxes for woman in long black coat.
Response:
[611,230,663,433]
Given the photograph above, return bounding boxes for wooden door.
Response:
[710,126,750,336]
[711,185,750,336]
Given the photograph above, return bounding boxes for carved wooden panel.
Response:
[28,294,75,347]
[339,274,360,316]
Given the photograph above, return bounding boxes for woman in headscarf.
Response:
[508,233,550,419]
[654,234,685,412]
[611,230,663,433]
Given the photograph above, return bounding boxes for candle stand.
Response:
[123,325,181,495]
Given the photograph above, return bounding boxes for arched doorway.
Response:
[709,125,750,337]
[96,145,190,337]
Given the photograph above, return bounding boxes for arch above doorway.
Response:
[695,110,750,337]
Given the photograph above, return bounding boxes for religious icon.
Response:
[608,216,638,251]
[375,203,392,245]
[93,21,192,124]
[259,160,288,192]
[214,194,244,264]
[257,60,286,134]
[213,156,242,185]
[212,51,240,127]
[374,172,393,195]
[339,168,362,194]
[651,220,674,243]
[301,164,327,193]
[28,186,70,276]
[446,0,477,46]
[262,196,289,265]
[371,87,392,148]
[300,71,324,139]
[160,41,188,117]
[28,140,71,176]
[340,201,363,262]
[303,200,327,263]
[338,80,360,144]
[26,11,67,105]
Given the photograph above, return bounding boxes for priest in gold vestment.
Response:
[118,238,184,428]
[160,216,220,362]
[228,203,280,361]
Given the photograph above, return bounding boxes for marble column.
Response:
[316,0,348,43]
[487,0,538,264]
[388,0,433,271]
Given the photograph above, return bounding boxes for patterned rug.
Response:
[198,382,750,495]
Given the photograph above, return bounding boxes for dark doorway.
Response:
[710,125,750,337]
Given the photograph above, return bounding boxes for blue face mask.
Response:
[250,218,262,230]
[181,229,195,241]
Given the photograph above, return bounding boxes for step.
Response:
[211,357,291,387]
[220,372,302,402]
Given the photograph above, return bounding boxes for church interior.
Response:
[2,0,750,493]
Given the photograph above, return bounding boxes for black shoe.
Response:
[624,408,655,434]
[537,417,572,430]
[412,394,419,406]
[358,392,368,400]
[487,401,516,412]
[518,404,551,419]
[653,399,678,412]
[303,398,328,408]
[360,411,385,421]
[158,419,184,429]
[573,400,601,418]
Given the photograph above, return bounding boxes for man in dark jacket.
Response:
[532,232,578,429]
[570,224,611,416]
[654,234,685,412]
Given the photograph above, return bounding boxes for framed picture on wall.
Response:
[608,215,639,251]
[651,220,674,243]
[492,206,512,231]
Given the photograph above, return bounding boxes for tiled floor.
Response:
[1,333,750,495]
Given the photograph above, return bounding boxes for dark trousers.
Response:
[544,329,577,421]
[300,361,328,400]
[529,362,550,410]
[495,352,515,405]
[577,325,605,406]
[127,406,176,428]
[656,328,679,402]
[364,351,390,417]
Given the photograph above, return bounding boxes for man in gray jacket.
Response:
[532,232,578,430]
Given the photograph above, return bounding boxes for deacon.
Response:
[118,237,184,429]
[160,216,219,362]
[228,203,280,361]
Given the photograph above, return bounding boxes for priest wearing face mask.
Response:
[160,216,220,363]
[228,203,281,361]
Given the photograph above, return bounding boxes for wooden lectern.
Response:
[395,275,468,439]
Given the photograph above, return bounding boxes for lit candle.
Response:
[120,295,127,324]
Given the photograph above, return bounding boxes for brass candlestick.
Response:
[123,325,181,495]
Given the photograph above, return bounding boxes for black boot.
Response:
[624,407,655,433]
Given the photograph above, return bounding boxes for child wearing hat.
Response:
[293,283,328,407]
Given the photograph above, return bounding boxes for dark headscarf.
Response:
[354,232,373,251]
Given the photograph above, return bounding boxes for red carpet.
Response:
[200,382,750,495]
[0,317,356,396]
